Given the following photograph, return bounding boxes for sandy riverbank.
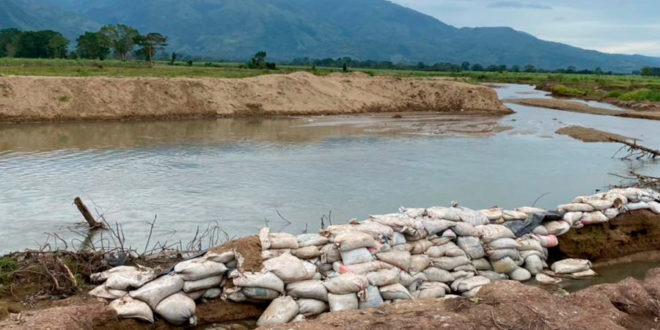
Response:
[504,98,660,120]
[555,125,633,143]
[0,72,511,122]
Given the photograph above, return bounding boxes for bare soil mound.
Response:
[0,73,511,122]
[556,125,633,143]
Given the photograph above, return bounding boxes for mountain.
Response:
[4,0,660,72]
[0,0,98,40]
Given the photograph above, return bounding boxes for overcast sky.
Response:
[391,0,660,57]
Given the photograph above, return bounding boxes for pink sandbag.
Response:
[533,234,558,248]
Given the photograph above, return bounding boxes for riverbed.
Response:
[0,84,658,254]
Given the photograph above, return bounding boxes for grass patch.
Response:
[619,89,660,102]
[58,94,70,102]
[0,256,17,287]
[550,84,587,97]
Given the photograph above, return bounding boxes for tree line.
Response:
[641,67,660,77]
[0,25,167,63]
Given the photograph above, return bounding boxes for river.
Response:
[0,84,658,254]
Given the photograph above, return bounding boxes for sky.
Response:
[391,0,660,57]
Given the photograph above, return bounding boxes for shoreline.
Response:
[0,72,512,123]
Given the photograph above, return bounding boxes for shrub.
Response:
[618,89,660,102]
[551,84,587,97]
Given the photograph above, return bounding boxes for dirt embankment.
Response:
[555,125,633,143]
[0,72,511,122]
[505,98,660,121]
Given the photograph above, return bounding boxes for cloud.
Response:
[488,1,552,9]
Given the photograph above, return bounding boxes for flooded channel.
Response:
[0,84,658,256]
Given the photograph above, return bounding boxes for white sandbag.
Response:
[263,253,315,283]
[558,203,595,213]
[431,256,471,270]
[390,232,407,246]
[426,243,466,258]
[287,280,328,301]
[442,229,458,239]
[297,234,329,247]
[625,202,650,211]
[429,236,453,246]
[454,206,490,226]
[366,267,401,286]
[543,221,571,236]
[323,273,368,294]
[205,250,235,263]
[183,275,223,293]
[422,219,456,235]
[532,225,548,235]
[584,199,614,211]
[358,285,384,309]
[451,270,475,281]
[423,267,454,282]
[269,232,299,249]
[524,254,544,275]
[453,276,490,292]
[399,271,427,287]
[479,271,508,281]
[581,211,609,225]
[649,201,660,214]
[242,287,280,301]
[257,296,299,326]
[535,273,561,284]
[109,295,154,323]
[258,227,271,250]
[551,259,592,274]
[471,258,492,271]
[376,250,412,270]
[462,287,482,298]
[90,266,141,283]
[334,231,377,251]
[89,285,126,300]
[476,225,515,243]
[185,290,205,301]
[354,221,395,238]
[515,207,546,215]
[571,269,597,278]
[503,209,529,221]
[416,282,449,298]
[320,244,341,264]
[297,299,328,316]
[487,238,521,250]
[509,267,531,281]
[369,214,418,233]
[520,250,545,261]
[292,246,322,259]
[341,247,374,265]
[452,222,480,237]
[480,208,503,221]
[603,208,620,220]
[456,236,485,259]
[129,274,184,309]
[407,239,433,254]
[517,237,543,251]
[174,258,227,281]
[562,212,583,226]
[262,249,291,260]
[105,270,155,290]
[203,288,222,299]
[487,248,520,261]
[491,257,517,274]
[336,261,392,274]
[328,293,358,312]
[155,293,196,326]
[224,287,247,302]
[533,234,558,248]
[408,255,431,274]
[233,271,285,293]
[426,207,460,221]
[379,283,413,300]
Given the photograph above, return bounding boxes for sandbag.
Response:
[262,249,291,260]
[426,243,466,258]
[480,208,503,221]
[354,221,395,238]
[584,199,614,211]
[341,247,374,265]
[205,250,235,263]
[292,246,322,259]
[471,258,492,271]
[543,221,571,236]
[456,236,485,259]
[408,255,431,274]
[524,254,544,275]
[323,273,368,294]
[269,232,299,249]
[358,285,384,309]
[429,236,453,246]
[533,234,558,248]
[442,229,457,239]
[183,275,223,293]
[551,259,591,274]
[649,201,660,214]
[174,258,227,281]
[416,282,449,298]
[487,238,520,250]
[452,222,479,237]
[562,212,583,226]
[379,283,413,300]
[532,225,548,235]
[366,267,401,286]
[336,261,392,274]
[129,274,184,309]
[203,288,222,299]
[328,293,358,312]
[503,209,529,221]
[487,248,520,261]
[407,239,433,254]
[320,244,341,264]
[517,237,543,251]
[376,250,411,270]
[89,285,126,300]
[233,271,285,293]
[509,267,531,281]
[571,269,597,278]
[426,207,460,221]
[400,207,427,218]
[334,231,377,251]
[423,267,454,283]
[263,253,315,283]
[104,270,156,290]
[479,270,508,281]
[109,295,154,323]
[454,206,490,226]
[297,299,328,316]
[422,219,456,235]
[90,266,141,283]
[390,232,407,246]
[603,208,619,220]
[297,234,329,247]
[287,280,328,301]
[452,276,490,292]
[431,256,471,270]
[558,203,595,213]
[515,207,546,215]
[491,257,517,274]
[185,289,205,300]
[503,212,546,237]
[242,287,280,301]
[257,296,299,326]
[581,211,609,225]
[476,225,515,243]
[155,293,196,326]
[369,214,418,233]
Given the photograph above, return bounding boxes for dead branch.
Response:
[73,197,105,229]
[609,138,659,159]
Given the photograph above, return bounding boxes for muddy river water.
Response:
[1,84,659,258]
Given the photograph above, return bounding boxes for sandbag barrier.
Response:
[90,187,660,326]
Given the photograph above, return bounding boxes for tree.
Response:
[136,32,168,64]
[249,51,267,68]
[76,32,110,60]
[0,28,22,57]
[511,65,520,72]
[641,67,660,77]
[169,52,178,65]
[99,24,140,61]
[471,63,484,71]
[15,30,69,58]
[524,65,536,73]
[461,61,470,71]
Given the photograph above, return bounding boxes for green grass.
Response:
[0,256,17,287]
[1,57,659,102]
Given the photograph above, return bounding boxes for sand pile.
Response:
[0,72,511,122]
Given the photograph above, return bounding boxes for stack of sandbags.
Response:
[478,224,531,282]
[516,235,548,276]
[479,207,529,224]
[89,266,156,300]
[549,259,596,279]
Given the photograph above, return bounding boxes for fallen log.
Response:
[74,197,105,229]
[610,138,659,159]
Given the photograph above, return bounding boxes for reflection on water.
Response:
[0,84,658,254]
[560,261,660,292]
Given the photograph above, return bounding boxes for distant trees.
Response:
[246,51,276,69]
[99,24,140,61]
[641,67,660,77]
[0,28,21,57]
[136,33,168,64]
[76,32,110,60]
[12,30,69,58]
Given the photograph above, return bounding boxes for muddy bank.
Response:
[505,98,660,121]
[556,125,633,143]
[551,210,660,263]
[265,267,660,330]
[0,73,511,122]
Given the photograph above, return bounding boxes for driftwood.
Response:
[73,197,105,229]
[610,138,659,159]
